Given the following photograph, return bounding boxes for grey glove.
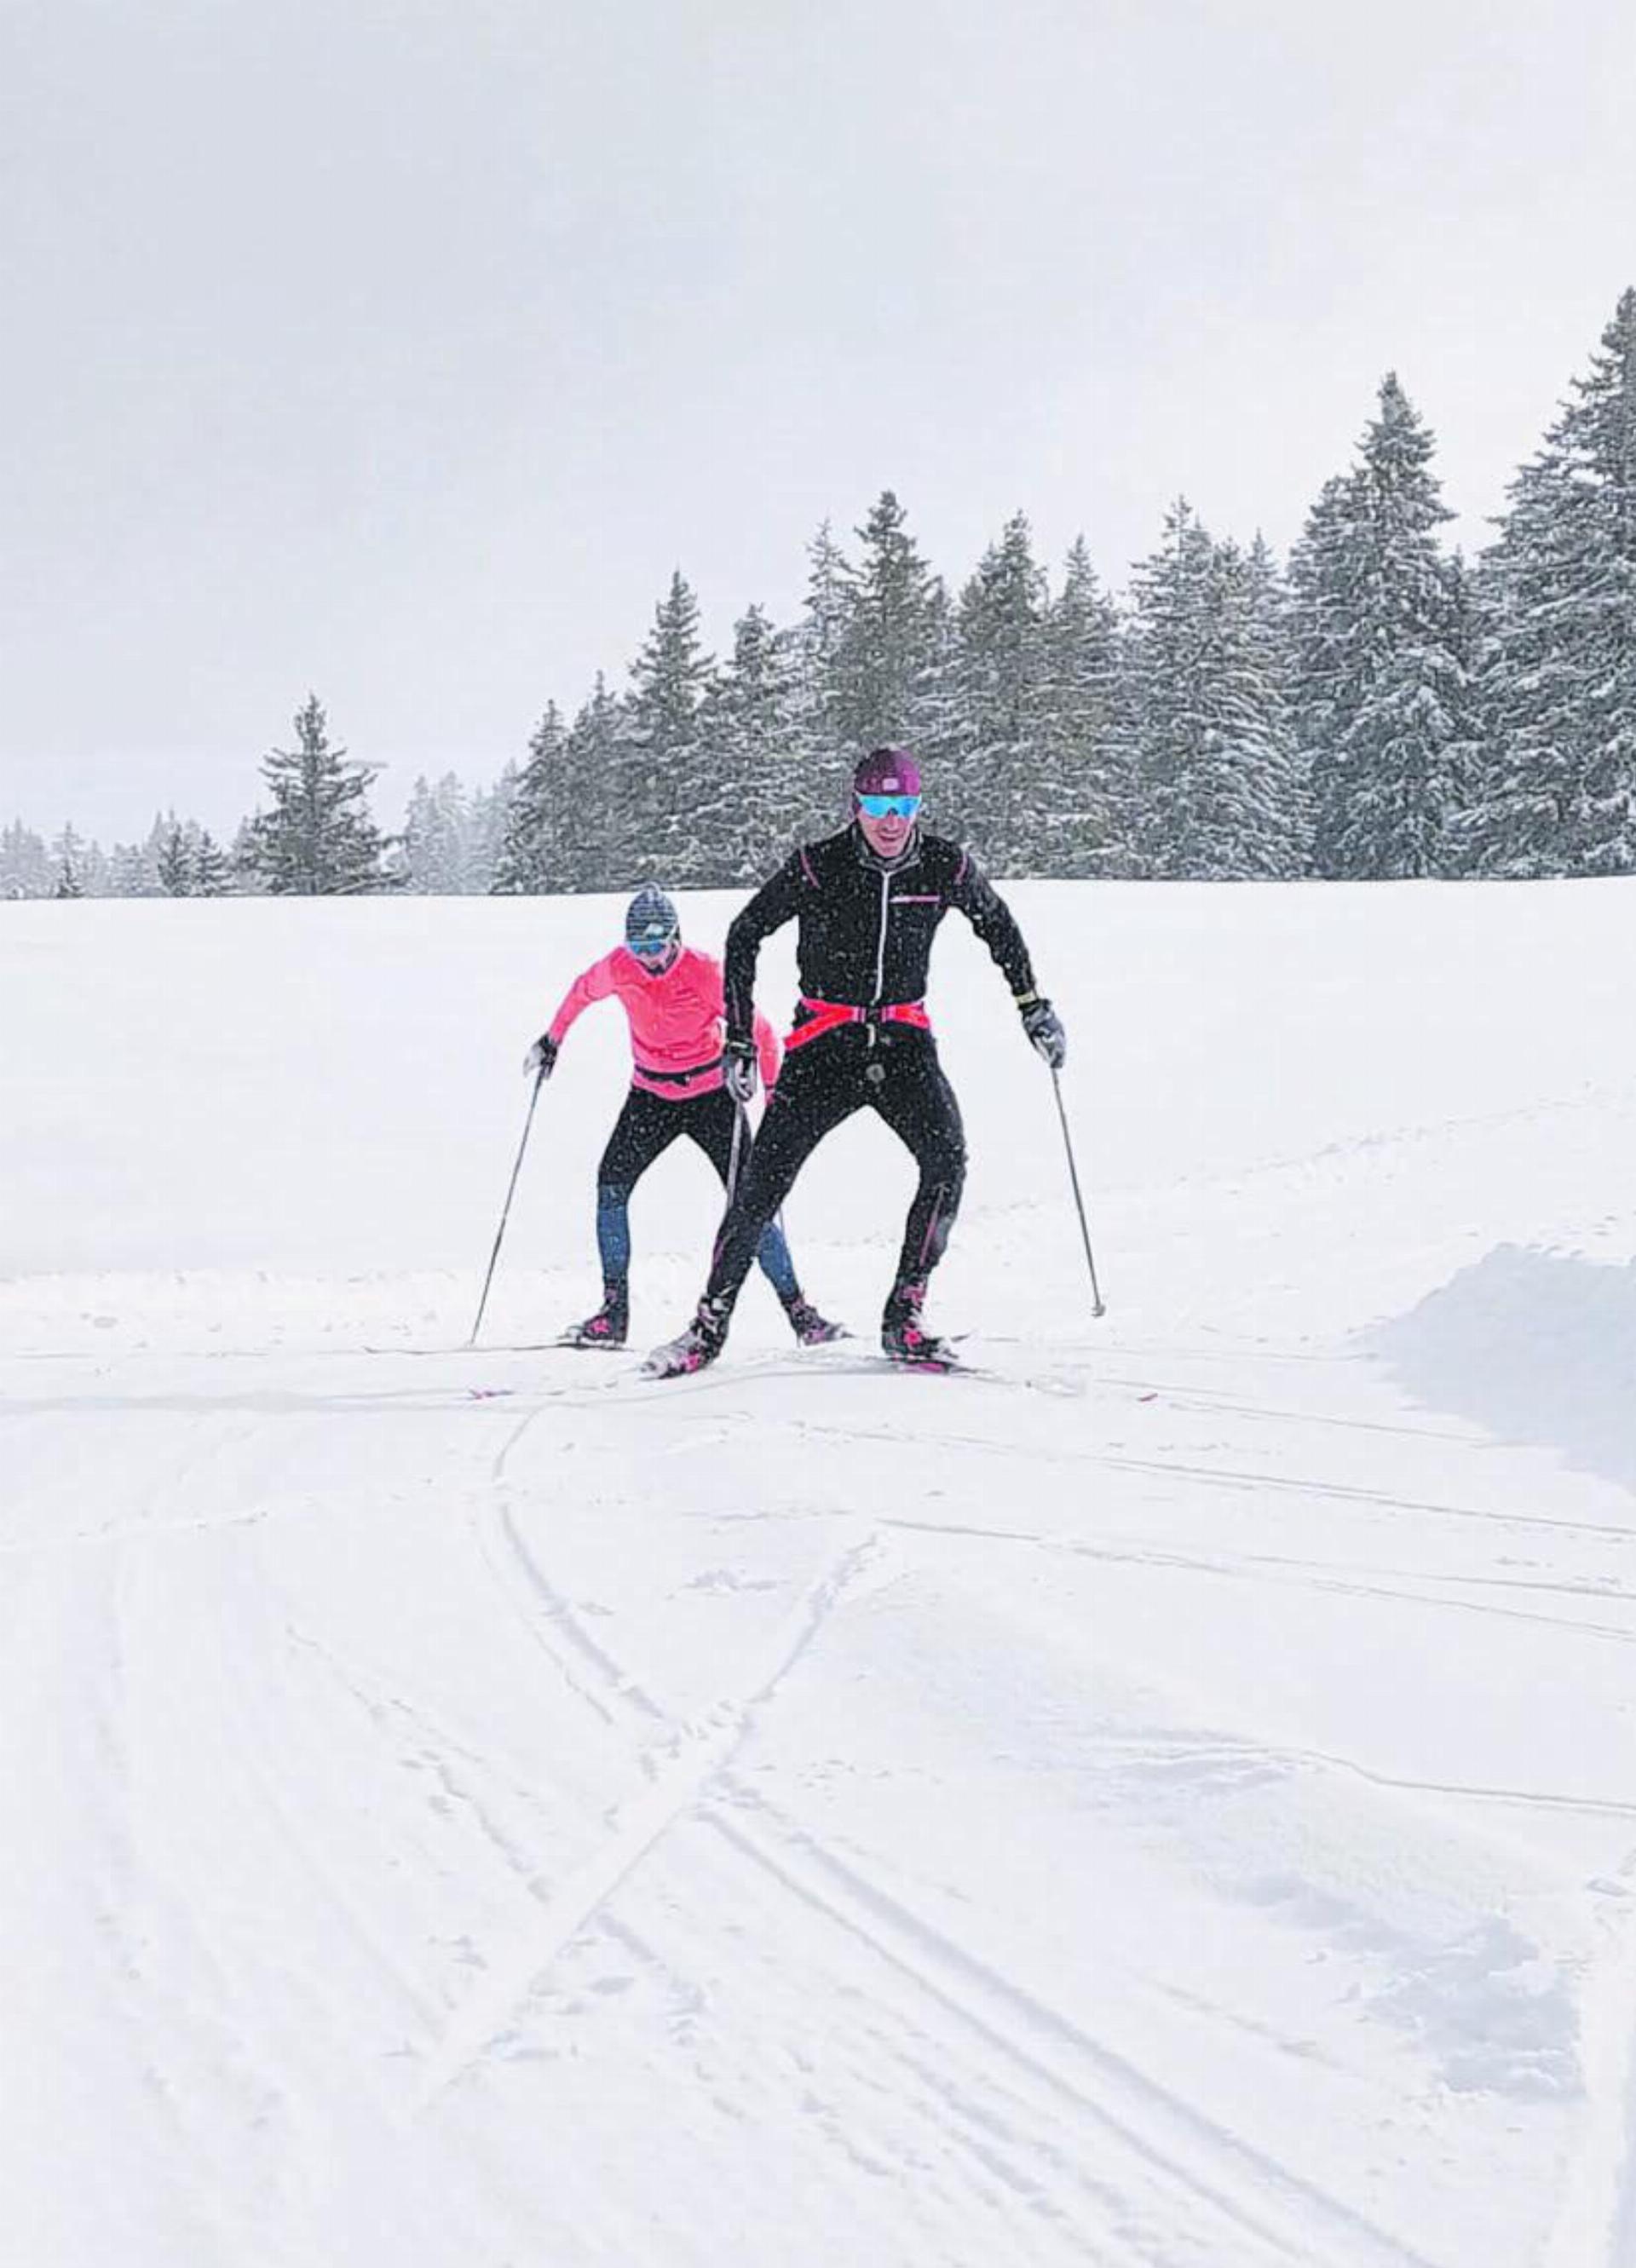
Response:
[723,1034,758,1103]
[1019,996,1066,1070]
[524,1033,559,1081]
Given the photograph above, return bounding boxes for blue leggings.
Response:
[596,1085,799,1302]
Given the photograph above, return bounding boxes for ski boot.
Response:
[785,1294,845,1347]
[881,1281,959,1371]
[642,1296,731,1379]
[562,1285,629,1350]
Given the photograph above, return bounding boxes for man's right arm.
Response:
[723,853,807,1045]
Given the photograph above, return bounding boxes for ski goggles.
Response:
[629,930,676,958]
[856,792,922,820]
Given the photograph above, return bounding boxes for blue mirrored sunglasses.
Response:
[857,792,922,820]
[629,930,675,958]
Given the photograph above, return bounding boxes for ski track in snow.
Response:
[415,1523,906,2103]
[419,1470,1412,2266]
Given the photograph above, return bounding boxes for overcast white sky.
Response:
[3,0,1634,838]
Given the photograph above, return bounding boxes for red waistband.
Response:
[784,996,931,1051]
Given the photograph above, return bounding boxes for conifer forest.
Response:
[7,290,1633,901]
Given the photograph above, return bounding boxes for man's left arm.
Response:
[947,849,1067,1068]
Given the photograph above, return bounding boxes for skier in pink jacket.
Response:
[526,886,842,1349]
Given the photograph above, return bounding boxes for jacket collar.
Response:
[849,820,922,877]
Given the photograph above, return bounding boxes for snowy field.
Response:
[4,877,1636,2268]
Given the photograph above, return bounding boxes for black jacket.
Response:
[723,825,1039,1045]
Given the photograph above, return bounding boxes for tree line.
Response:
[7,287,1633,901]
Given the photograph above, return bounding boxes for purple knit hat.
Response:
[853,746,922,800]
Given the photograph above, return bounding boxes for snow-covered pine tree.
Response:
[693,605,798,884]
[949,511,1048,871]
[1301,377,1470,878]
[1033,538,1130,877]
[0,820,54,898]
[915,580,963,823]
[1123,502,1216,874]
[1213,535,1307,877]
[242,696,393,895]
[786,521,855,835]
[1287,473,1363,862]
[493,709,569,894]
[401,773,475,894]
[1434,550,1484,871]
[1122,503,1304,878]
[193,829,233,896]
[615,573,711,887]
[465,763,516,894]
[104,817,164,895]
[833,492,948,770]
[561,675,625,892]
[1462,288,1636,878]
[52,823,95,897]
[230,817,268,894]
[158,822,193,895]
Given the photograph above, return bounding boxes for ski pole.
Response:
[1050,1066,1106,1318]
[727,1096,749,1203]
[469,1066,545,1346]
[727,1096,789,1250]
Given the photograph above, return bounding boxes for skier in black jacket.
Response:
[645,747,1065,1376]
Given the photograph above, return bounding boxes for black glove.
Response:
[1019,996,1066,1070]
[524,1033,559,1081]
[723,1033,758,1103]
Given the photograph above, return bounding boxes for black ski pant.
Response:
[706,1027,965,1319]
[597,1085,799,1302]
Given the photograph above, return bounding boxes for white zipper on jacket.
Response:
[872,867,890,1003]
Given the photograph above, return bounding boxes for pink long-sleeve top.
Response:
[547,945,781,1102]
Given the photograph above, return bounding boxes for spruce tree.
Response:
[1300,377,1471,878]
[52,825,89,898]
[230,817,268,894]
[1034,539,1132,876]
[834,491,948,764]
[402,773,475,894]
[1464,288,1636,877]
[193,829,233,896]
[53,826,86,898]
[158,823,193,896]
[950,511,1048,868]
[1122,502,1215,875]
[1288,472,1365,855]
[243,695,392,895]
[561,675,625,892]
[787,520,855,832]
[1,820,54,898]
[466,763,517,894]
[1122,502,1304,878]
[694,605,798,882]
[1213,535,1307,877]
[616,573,711,885]
[107,821,161,895]
[494,707,570,894]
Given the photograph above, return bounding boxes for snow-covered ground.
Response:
[4,878,1636,2268]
